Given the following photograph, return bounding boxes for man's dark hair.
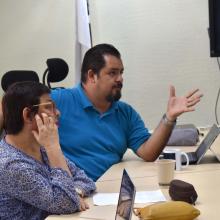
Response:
[81,43,121,83]
[2,81,50,134]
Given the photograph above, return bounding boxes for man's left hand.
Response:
[166,85,203,121]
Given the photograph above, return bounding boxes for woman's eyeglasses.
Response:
[31,101,57,113]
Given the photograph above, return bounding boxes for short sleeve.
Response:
[126,105,151,152]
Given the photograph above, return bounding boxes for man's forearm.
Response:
[136,114,176,161]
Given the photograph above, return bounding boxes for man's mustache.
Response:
[113,82,123,89]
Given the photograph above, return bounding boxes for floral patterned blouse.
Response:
[0,138,96,220]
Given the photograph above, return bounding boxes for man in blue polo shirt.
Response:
[51,43,202,181]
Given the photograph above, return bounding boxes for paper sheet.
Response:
[135,190,166,203]
[93,190,166,206]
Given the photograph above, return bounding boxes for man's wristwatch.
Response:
[162,113,177,127]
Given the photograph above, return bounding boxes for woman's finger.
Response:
[34,114,43,128]
[41,113,50,126]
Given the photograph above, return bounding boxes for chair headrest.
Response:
[1,70,39,92]
[46,58,69,82]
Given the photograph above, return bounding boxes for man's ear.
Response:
[87,69,97,83]
[23,107,34,123]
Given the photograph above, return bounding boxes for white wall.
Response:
[90,0,220,128]
[0,0,219,128]
[0,0,76,89]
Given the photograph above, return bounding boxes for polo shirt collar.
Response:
[76,83,93,109]
[76,83,119,112]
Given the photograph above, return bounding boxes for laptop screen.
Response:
[115,169,136,220]
[195,124,220,163]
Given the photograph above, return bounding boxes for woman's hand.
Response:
[79,197,89,211]
[32,113,60,151]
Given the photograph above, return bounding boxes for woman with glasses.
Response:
[0,81,96,220]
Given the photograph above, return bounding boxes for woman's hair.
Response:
[2,81,50,134]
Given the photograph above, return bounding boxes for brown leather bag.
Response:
[169,179,198,204]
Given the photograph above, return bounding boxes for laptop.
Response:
[163,124,220,164]
[115,169,136,220]
[210,132,220,162]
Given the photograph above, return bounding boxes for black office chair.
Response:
[42,58,69,89]
[1,70,40,92]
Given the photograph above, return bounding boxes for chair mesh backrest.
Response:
[1,70,39,92]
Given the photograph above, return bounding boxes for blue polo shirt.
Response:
[51,84,151,181]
